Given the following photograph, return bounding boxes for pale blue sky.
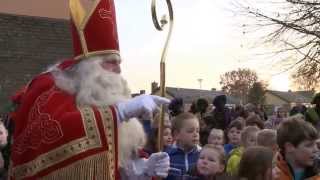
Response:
[115,0,290,93]
[0,0,291,93]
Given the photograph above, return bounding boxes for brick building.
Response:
[0,13,73,113]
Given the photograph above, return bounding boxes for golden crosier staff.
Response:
[151,0,174,152]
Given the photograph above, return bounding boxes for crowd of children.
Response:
[141,93,320,180]
[0,93,319,179]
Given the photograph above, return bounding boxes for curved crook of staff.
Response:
[151,0,174,152]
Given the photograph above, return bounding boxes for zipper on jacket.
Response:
[185,153,189,172]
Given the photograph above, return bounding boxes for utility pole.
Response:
[197,78,203,89]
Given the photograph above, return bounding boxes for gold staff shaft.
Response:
[151,0,174,152]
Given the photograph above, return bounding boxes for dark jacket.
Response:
[290,105,307,116]
[306,107,320,128]
[165,145,201,180]
[205,107,232,130]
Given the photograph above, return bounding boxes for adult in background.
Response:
[168,97,184,118]
[205,95,232,130]
[265,106,287,129]
[255,104,268,121]
[290,98,307,116]
[231,105,246,121]
[189,98,209,146]
[243,103,256,118]
[306,92,320,129]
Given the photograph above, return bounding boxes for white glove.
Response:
[272,166,281,180]
[144,152,170,178]
[116,95,170,121]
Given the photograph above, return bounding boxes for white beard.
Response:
[118,118,146,168]
[52,56,131,106]
[51,55,146,168]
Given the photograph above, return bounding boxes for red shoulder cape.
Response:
[10,62,119,180]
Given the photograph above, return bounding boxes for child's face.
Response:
[197,148,224,176]
[176,118,199,149]
[208,131,224,146]
[227,127,241,145]
[163,127,173,146]
[0,125,7,147]
[290,139,317,167]
[245,132,258,147]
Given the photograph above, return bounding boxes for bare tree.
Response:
[220,68,258,104]
[232,0,320,87]
[291,73,319,91]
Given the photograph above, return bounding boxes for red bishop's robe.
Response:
[9,61,119,180]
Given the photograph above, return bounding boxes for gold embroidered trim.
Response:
[70,0,115,58]
[42,151,110,180]
[98,107,116,180]
[80,0,101,30]
[69,0,100,30]
[79,31,89,55]
[12,107,102,179]
[75,50,120,60]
